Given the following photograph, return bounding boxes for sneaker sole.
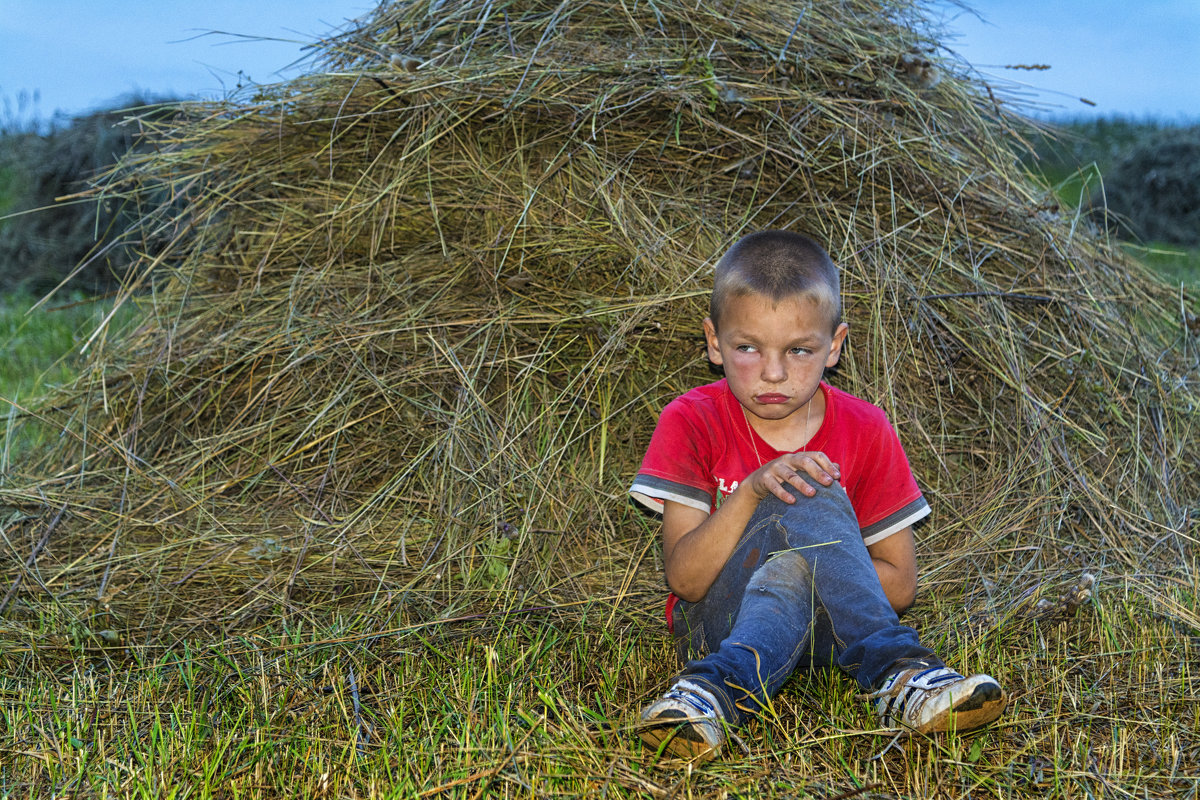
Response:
[914,681,1007,734]
[637,722,720,761]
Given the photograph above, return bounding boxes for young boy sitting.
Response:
[629,230,1006,760]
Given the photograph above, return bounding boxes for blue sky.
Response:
[1,1,1197,123]
[932,0,1199,119]
[1,1,375,122]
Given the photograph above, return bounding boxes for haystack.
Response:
[1,0,1196,639]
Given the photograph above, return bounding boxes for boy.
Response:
[629,230,1006,761]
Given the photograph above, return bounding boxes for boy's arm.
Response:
[661,491,757,603]
[866,527,918,614]
[662,451,841,602]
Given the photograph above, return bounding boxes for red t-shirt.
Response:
[630,379,930,546]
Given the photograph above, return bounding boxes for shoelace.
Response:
[863,667,964,726]
[664,686,718,718]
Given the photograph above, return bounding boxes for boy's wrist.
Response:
[728,478,768,506]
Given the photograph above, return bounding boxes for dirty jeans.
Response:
[671,482,940,725]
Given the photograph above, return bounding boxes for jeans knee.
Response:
[773,481,856,529]
[746,550,812,603]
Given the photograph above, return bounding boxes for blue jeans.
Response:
[670,482,940,725]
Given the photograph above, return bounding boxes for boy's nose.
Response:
[761,354,786,382]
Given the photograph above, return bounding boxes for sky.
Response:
[1,1,1197,124]
[931,0,1199,120]
[1,1,376,124]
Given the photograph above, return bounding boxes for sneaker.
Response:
[637,679,725,760]
[869,666,1006,734]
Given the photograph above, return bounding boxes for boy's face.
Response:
[703,292,849,435]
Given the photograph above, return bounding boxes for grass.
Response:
[1020,118,1200,298]
[1035,162,1105,211]
[2,579,1197,797]
[1126,244,1200,295]
[0,292,131,466]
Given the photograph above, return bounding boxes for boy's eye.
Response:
[735,344,756,352]
[790,347,812,355]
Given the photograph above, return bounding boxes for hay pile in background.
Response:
[1,0,1196,639]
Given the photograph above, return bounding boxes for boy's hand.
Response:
[745,452,840,504]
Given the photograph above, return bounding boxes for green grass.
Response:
[0,292,130,466]
[2,583,1197,797]
[1125,243,1200,294]
[1035,162,1105,210]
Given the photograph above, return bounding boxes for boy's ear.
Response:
[702,317,724,365]
[825,322,850,368]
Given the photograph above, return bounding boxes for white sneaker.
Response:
[870,666,1006,734]
[637,680,725,760]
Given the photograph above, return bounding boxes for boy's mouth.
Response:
[755,393,790,404]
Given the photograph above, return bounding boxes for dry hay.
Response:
[1,0,1196,640]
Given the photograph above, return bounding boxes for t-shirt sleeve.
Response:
[629,398,716,515]
[850,408,930,546]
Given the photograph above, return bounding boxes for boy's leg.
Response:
[671,525,821,724]
[639,515,818,759]
[670,481,938,725]
[750,485,1005,733]
[659,481,1005,748]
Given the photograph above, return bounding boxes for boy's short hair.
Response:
[710,230,842,332]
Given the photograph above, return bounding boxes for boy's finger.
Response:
[795,461,834,484]
[789,453,833,476]
[771,478,797,504]
[815,455,840,478]
[810,455,839,477]
[786,474,817,496]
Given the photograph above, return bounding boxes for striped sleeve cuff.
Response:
[629,475,711,516]
[861,497,931,546]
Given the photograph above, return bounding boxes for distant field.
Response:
[1023,117,1178,181]
[1127,243,1200,294]
[1023,117,1200,293]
